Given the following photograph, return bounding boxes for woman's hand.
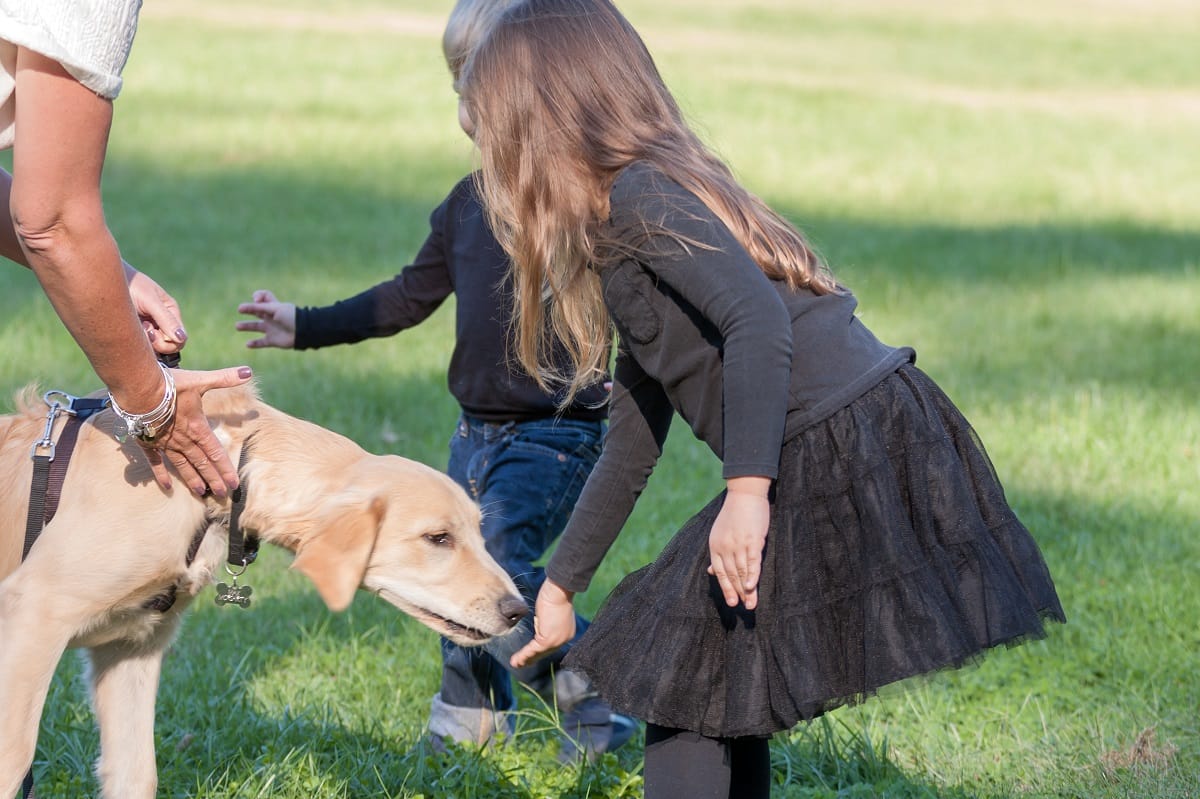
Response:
[707,475,771,609]
[140,366,254,498]
[510,580,576,669]
[124,262,188,355]
[236,289,298,349]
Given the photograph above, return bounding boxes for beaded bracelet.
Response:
[110,361,178,445]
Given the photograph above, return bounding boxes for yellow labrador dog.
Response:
[0,382,526,799]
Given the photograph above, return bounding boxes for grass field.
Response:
[2,1,1198,796]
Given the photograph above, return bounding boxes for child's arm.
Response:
[509,579,575,668]
[236,289,297,349]
[708,475,772,609]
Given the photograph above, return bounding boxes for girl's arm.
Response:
[543,349,674,593]
[609,165,793,482]
[248,182,464,351]
[611,166,792,608]
[708,475,772,608]
[511,352,673,667]
[510,579,575,668]
[236,289,298,348]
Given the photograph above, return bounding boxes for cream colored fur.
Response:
[0,382,525,799]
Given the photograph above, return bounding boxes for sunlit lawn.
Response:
[2,1,1197,796]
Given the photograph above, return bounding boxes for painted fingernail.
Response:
[175,328,188,342]
[238,367,253,379]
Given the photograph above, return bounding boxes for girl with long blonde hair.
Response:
[465,1,1064,795]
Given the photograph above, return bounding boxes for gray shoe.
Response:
[557,697,639,763]
[426,692,513,751]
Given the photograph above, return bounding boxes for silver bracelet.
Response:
[110,361,178,445]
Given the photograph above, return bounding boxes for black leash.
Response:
[215,442,258,609]
[21,391,109,799]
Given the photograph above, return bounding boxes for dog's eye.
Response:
[423,532,453,547]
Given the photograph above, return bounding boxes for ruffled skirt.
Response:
[563,365,1065,738]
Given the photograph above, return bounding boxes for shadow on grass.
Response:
[3,161,1196,412]
[9,162,1199,797]
[21,477,1195,798]
[28,588,619,798]
[773,716,978,799]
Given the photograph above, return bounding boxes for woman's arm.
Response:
[11,48,162,409]
[8,48,249,497]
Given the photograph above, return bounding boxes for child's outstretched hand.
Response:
[708,476,771,609]
[510,579,576,668]
[236,289,298,349]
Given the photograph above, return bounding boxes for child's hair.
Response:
[462,0,836,402]
[443,0,514,91]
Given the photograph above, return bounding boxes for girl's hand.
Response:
[124,263,187,355]
[236,289,298,349]
[707,476,771,609]
[510,580,576,668]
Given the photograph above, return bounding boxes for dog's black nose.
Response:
[498,595,529,627]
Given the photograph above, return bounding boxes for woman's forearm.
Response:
[24,218,164,412]
[10,47,164,413]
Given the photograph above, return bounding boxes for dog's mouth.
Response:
[376,589,492,643]
[427,611,491,642]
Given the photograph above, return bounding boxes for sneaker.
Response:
[557,697,639,763]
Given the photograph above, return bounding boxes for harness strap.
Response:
[22,453,50,561]
[42,409,93,525]
[21,394,106,799]
[23,397,108,559]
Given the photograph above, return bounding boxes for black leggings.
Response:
[643,724,772,799]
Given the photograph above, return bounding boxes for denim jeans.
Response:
[430,413,604,743]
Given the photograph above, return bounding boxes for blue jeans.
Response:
[431,414,604,742]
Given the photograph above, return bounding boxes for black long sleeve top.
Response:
[547,162,914,592]
[293,175,608,422]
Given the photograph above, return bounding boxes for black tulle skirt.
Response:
[563,365,1065,739]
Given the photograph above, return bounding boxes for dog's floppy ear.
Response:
[291,497,384,612]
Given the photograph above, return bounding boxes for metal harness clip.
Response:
[30,391,112,461]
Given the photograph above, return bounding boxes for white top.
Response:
[0,0,143,147]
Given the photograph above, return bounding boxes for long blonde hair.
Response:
[462,0,836,401]
[442,0,513,90]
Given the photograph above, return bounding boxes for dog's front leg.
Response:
[0,585,71,799]
[88,622,179,799]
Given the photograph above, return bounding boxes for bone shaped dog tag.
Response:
[214,581,253,608]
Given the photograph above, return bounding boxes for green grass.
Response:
[3,0,1199,796]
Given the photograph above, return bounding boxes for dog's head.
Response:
[287,454,527,646]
